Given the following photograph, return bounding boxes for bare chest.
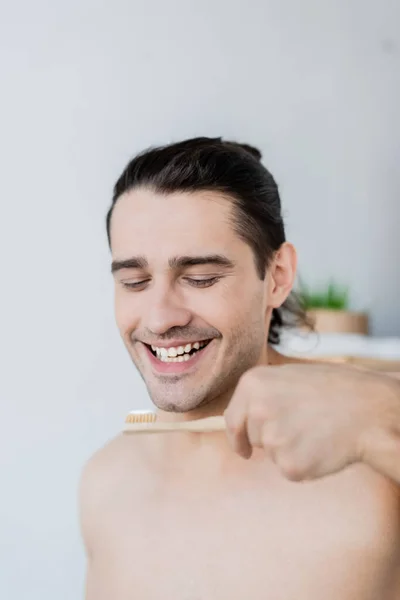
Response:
[92,464,400,600]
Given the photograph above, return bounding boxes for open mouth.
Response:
[146,340,211,363]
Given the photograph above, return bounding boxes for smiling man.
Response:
[80,137,400,600]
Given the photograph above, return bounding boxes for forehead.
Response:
[110,188,246,258]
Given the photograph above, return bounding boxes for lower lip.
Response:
[142,342,213,374]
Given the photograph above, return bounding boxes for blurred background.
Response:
[0,1,399,598]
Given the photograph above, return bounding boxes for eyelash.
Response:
[122,277,220,290]
[185,277,220,288]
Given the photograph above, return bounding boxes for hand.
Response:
[224,363,399,482]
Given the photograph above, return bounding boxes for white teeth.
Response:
[160,355,184,363]
[151,340,210,362]
[159,352,198,363]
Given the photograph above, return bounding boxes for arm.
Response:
[79,451,108,600]
[84,563,99,600]
[79,434,126,599]
[79,460,96,600]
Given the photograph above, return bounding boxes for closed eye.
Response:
[122,280,150,290]
[184,277,221,288]
[121,276,221,290]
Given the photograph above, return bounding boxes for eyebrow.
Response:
[111,256,148,273]
[111,254,235,274]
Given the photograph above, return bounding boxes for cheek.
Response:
[193,281,257,331]
[223,285,267,337]
[114,289,139,333]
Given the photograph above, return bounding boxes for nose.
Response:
[144,284,192,335]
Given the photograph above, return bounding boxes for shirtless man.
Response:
[80,137,400,599]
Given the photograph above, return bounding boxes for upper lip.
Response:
[141,339,211,348]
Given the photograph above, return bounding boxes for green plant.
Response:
[298,280,349,311]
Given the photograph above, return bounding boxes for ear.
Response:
[267,243,297,308]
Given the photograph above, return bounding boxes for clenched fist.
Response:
[224,363,400,483]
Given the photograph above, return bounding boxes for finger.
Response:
[272,451,307,482]
[224,406,252,459]
[268,435,316,482]
[246,398,274,449]
[246,416,264,449]
[261,420,287,449]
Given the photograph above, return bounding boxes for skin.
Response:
[80,188,400,600]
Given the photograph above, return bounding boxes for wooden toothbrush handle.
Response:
[123,415,226,434]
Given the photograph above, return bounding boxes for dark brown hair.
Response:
[106,136,307,344]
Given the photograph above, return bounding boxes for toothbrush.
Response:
[123,410,226,434]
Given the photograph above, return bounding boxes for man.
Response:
[80,137,400,599]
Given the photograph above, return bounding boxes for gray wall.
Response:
[0,1,399,599]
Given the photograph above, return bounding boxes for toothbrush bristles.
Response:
[125,412,157,424]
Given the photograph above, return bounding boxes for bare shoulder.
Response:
[80,432,148,500]
[79,433,146,556]
[273,348,400,380]
[388,372,400,379]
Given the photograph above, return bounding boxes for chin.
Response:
[151,397,207,414]
[148,387,214,414]
[146,369,239,415]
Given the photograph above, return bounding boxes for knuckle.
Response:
[239,367,261,390]
[261,420,286,448]
[249,400,267,423]
[261,429,278,448]
[276,455,305,481]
